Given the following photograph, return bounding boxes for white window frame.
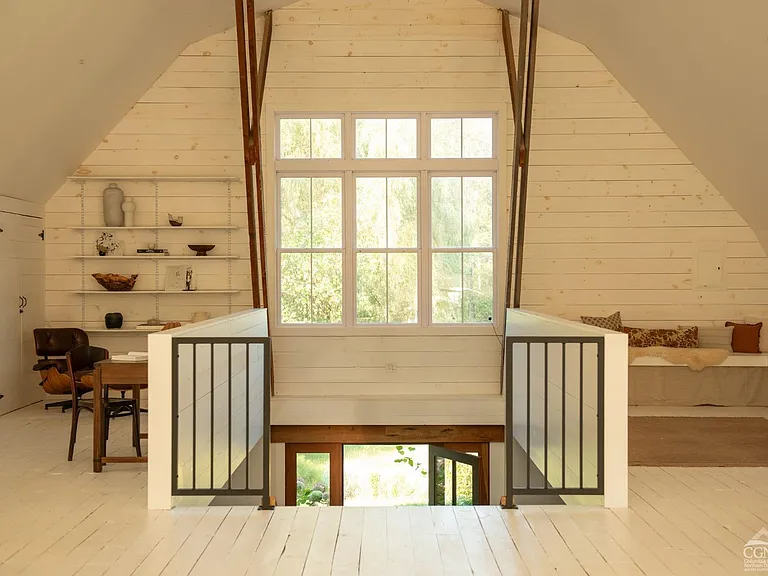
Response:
[352,114,421,160]
[275,114,345,160]
[273,112,500,332]
[352,171,422,325]
[276,172,347,326]
[427,171,497,326]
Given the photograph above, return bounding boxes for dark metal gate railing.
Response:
[504,336,605,504]
[171,336,271,508]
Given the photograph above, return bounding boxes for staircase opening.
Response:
[286,442,490,506]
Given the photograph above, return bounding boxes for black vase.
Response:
[105,312,123,329]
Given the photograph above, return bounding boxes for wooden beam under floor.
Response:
[271,425,505,444]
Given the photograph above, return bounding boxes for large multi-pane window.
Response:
[276,113,497,327]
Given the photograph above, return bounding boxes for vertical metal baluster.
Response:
[452,459,457,505]
[579,342,584,490]
[192,344,197,491]
[544,342,549,489]
[210,344,215,490]
[228,342,232,490]
[262,340,272,509]
[597,340,605,493]
[172,341,180,495]
[561,342,566,490]
[526,342,531,489]
[504,339,514,507]
[245,343,250,491]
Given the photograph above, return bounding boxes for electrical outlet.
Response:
[385,363,396,373]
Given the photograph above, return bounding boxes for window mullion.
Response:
[422,170,431,327]
[309,178,314,323]
[385,178,390,323]
[460,177,465,323]
[345,169,355,327]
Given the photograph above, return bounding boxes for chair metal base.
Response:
[45,399,73,413]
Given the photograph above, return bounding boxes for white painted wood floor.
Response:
[1,404,766,575]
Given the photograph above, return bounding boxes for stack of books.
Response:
[137,248,169,255]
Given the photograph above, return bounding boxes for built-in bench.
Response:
[629,353,768,407]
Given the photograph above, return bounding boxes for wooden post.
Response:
[502,8,527,314]
[234,0,260,308]
[500,1,540,393]
[258,11,273,113]
[512,0,541,309]
[501,12,519,122]
[246,2,272,309]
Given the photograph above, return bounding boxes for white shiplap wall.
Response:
[45,0,768,395]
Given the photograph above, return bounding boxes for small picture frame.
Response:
[165,266,194,291]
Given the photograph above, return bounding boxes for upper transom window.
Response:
[279,117,343,159]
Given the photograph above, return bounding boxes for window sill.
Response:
[270,324,503,338]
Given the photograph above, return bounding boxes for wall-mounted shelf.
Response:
[71,255,240,260]
[86,329,162,334]
[60,226,239,231]
[72,290,240,295]
[67,177,239,330]
[67,176,241,183]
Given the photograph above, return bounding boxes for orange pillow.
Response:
[725,322,762,353]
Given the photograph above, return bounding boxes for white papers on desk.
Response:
[111,352,148,361]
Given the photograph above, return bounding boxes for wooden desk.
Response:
[93,359,148,473]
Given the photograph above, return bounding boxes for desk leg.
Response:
[93,367,103,473]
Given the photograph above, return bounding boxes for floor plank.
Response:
[475,507,530,576]
[331,508,364,576]
[303,507,342,576]
[452,507,501,575]
[275,507,319,576]
[432,506,472,576]
[244,507,297,575]
[408,506,443,576]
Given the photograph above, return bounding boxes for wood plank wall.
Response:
[45,0,768,395]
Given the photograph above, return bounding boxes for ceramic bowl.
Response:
[92,273,139,291]
[188,244,215,256]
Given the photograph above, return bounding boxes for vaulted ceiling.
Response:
[2,0,767,250]
[504,0,768,252]
[0,0,233,204]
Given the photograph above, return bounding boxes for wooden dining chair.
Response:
[65,345,141,462]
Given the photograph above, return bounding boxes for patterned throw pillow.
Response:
[623,326,699,348]
[581,311,622,332]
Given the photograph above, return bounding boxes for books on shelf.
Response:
[136,324,164,332]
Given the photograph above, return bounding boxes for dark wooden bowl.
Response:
[188,244,215,256]
[92,273,139,291]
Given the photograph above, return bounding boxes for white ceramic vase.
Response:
[122,197,136,227]
[103,183,124,226]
